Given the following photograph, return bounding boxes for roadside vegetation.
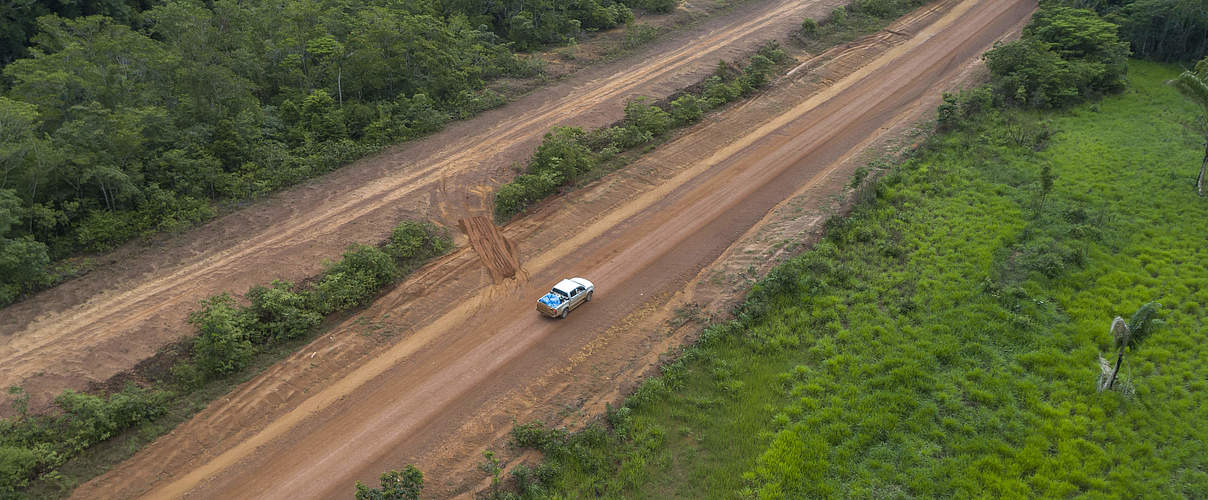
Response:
[474,5,1208,499]
[495,58,1208,499]
[0,0,682,307]
[0,220,450,497]
[794,0,928,50]
[493,0,964,223]
[494,42,790,221]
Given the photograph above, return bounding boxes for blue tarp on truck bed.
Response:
[538,292,563,307]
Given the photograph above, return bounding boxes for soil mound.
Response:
[459,216,520,282]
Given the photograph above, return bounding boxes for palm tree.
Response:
[1171,58,1208,196]
[1100,302,1162,392]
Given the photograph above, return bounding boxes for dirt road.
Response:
[0,0,848,413]
[73,0,1035,497]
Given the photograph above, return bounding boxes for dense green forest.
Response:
[0,0,669,306]
[0,0,156,65]
[1056,0,1208,61]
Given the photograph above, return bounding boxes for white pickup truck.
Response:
[536,278,594,318]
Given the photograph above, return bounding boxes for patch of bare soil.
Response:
[459,216,520,282]
[0,0,846,416]
[71,1,1036,498]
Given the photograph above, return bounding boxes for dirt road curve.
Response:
[72,0,1034,498]
[0,0,847,413]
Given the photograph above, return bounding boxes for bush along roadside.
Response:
[0,220,451,497]
[493,42,791,222]
[173,221,452,386]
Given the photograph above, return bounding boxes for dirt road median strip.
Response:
[95,2,1035,498]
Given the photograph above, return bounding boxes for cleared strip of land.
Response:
[0,0,845,414]
[72,1,1036,498]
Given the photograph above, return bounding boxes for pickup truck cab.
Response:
[537,278,594,318]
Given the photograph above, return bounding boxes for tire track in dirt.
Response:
[72,0,1035,497]
[0,0,846,413]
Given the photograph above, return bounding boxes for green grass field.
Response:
[506,60,1208,499]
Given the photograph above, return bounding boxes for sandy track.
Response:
[0,0,847,413]
[71,0,1035,498]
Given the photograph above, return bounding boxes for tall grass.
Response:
[504,61,1208,498]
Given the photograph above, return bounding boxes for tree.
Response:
[245,280,321,343]
[354,465,423,500]
[188,293,255,379]
[1171,57,1208,196]
[1058,0,1208,62]
[0,188,50,305]
[985,7,1130,108]
[1099,302,1162,392]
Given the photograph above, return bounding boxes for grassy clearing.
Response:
[501,60,1208,498]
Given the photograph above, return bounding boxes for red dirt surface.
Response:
[459,216,520,283]
[0,0,846,415]
[70,0,1036,498]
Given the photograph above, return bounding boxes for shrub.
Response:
[757,41,790,65]
[703,76,742,107]
[801,18,819,38]
[447,89,507,120]
[188,294,255,379]
[309,244,398,314]
[624,23,660,50]
[494,171,563,221]
[386,221,451,263]
[0,446,41,496]
[511,421,569,452]
[53,387,171,452]
[245,280,321,343]
[354,465,424,500]
[530,127,596,181]
[627,0,678,13]
[670,94,704,125]
[0,385,170,495]
[584,125,646,151]
[828,6,848,26]
[134,185,215,234]
[623,98,673,137]
[495,127,600,221]
[741,54,777,91]
[937,93,960,131]
[75,209,138,252]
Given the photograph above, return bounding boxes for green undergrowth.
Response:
[499,60,1208,498]
[0,220,451,498]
